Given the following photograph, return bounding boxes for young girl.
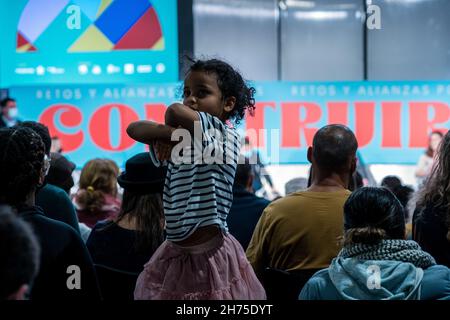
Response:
[127,58,266,299]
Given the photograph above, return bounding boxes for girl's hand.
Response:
[154,141,173,161]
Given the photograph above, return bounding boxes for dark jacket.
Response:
[227,186,270,250]
[36,183,80,234]
[19,205,101,300]
[87,220,153,274]
[413,203,450,267]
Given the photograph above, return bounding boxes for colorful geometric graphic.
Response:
[16,0,164,53]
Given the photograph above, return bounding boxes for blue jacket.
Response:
[299,257,450,300]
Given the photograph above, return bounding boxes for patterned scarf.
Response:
[339,240,436,269]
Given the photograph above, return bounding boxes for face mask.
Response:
[7,108,18,119]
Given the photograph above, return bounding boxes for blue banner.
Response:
[9,81,450,167]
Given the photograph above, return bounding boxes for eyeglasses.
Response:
[43,154,51,176]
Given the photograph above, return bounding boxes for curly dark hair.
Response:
[18,121,52,155]
[186,58,256,125]
[0,127,46,206]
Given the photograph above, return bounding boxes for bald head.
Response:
[311,124,358,173]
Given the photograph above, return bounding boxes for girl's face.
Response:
[183,71,234,121]
[430,133,442,151]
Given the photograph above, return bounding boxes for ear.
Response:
[223,96,236,113]
[307,146,313,163]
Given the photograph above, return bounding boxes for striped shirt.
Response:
[149,112,241,241]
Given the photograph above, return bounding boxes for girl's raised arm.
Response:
[126,120,175,144]
[165,103,200,135]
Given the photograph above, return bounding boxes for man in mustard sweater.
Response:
[246,125,358,282]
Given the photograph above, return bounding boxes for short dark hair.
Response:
[0,205,40,299]
[19,121,52,155]
[234,161,253,188]
[343,187,405,245]
[380,175,402,191]
[0,97,15,108]
[186,58,256,125]
[0,127,46,205]
[312,124,358,172]
[391,185,414,221]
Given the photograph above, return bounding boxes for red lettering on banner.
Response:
[354,102,375,148]
[89,104,139,151]
[245,102,277,147]
[39,104,83,152]
[281,102,321,147]
[381,102,402,147]
[409,102,450,147]
[327,102,349,125]
[145,103,167,123]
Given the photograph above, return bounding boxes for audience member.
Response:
[0,205,40,300]
[86,153,166,300]
[300,187,450,300]
[46,152,76,195]
[415,131,443,187]
[227,160,270,250]
[413,130,450,267]
[0,97,21,128]
[19,121,80,233]
[247,125,357,284]
[0,127,101,299]
[73,159,121,228]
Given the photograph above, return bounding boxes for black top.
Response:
[227,186,270,250]
[413,202,450,268]
[19,206,101,300]
[86,221,152,274]
[36,183,80,234]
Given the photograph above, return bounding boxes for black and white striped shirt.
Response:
[149,112,241,241]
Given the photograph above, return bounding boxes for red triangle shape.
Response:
[114,7,162,50]
[17,31,30,48]
[28,44,37,52]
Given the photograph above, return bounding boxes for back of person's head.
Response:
[310,124,358,173]
[234,159,253,190]
[77,159,119,212]
[343,187,405,246]
[116,153,166,253]
[0,127,46,206]
[381,175,402,191]
[417,130,450,239]
[0,205,40,300]
[18,121,51,156]
[285,177,308,194]
[46,152,76,194]
[187,58,256,124]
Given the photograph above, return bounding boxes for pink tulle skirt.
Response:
[134,232,266,300]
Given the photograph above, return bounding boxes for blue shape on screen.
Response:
[94,0,151,44]
[71,0,102,21]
